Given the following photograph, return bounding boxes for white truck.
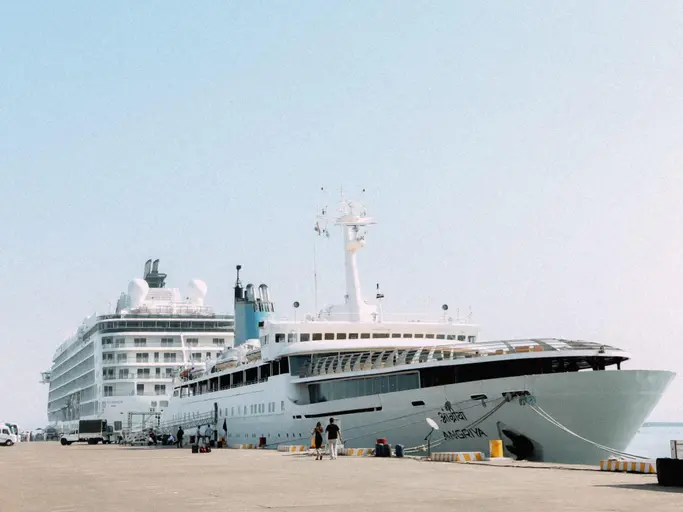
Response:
[60,419,113,446]
[0,423,18,446]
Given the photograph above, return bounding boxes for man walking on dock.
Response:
[176,426,184,448]
[325,418,341,460]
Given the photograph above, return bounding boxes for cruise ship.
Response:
[41,260,234,438]
[160,198,674,464]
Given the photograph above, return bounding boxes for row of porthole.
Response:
[230,433,306,439]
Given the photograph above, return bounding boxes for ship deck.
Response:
[1,443,680,511]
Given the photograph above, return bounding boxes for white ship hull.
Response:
[165,368,673,464]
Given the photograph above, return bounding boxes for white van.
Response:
[0,424,17,446]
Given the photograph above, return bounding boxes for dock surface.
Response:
[1,443,681,511]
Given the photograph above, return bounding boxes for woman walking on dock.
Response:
[312,422,324,460]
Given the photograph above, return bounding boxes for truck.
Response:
[0,423,18,446]
[60,420,113,446]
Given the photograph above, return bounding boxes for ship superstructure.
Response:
[160,199,674,464]
[41,259,234,437]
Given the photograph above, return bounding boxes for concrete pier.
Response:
[0,443,681,511]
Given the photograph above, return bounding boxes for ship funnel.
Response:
[144,259,152,277]
[245,284,255,302]
[234,269,273,347]
[258,284,271,303]
[152,259,160,272]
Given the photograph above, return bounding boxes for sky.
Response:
[2,1,683,429]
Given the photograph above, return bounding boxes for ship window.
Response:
[136,384,144,395]
[372,333,389,338]
[245,368,257,383]
[391,333,401,338]
[324,333,335,340]
[349,333,359,339]
[308,372,419,404]
[260,364,270,380]
[300,333,310,342]
[457,335,466,341]
[360,333,370,339]
[160,401,168,408]
[289,355,310,376]
[288,333,296,343]
[337,333,347,340]
[213,338,225,346]
[134,338,147,347]
[403,333,413,338]
[468,336,476,343]
[436,334,445,340]
[414,334,424,339]
[281,400,285,411]
[426,334,435,339]
[275,333,285,343]
[312,333,322,341]
[186,338,199,347]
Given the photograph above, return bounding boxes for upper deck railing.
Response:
[97,311,234,320]
[296,338,621,379]
[273,312,475,325]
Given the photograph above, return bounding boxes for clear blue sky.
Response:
[2,1,683,428]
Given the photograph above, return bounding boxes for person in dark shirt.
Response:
[324,417,341,459]
[176,426,184,448]
[312,422,324,460]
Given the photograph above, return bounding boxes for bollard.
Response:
[489,439,503,459]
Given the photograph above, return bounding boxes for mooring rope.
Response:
[529,404,650,460]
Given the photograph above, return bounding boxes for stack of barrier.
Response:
[230,443,259,449]
[342,448,374,456]
[430,452,484,463]
[599,459,656,474]
[277,445,308,453]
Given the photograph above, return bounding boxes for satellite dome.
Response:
[128,278,149,309]
[187,279,208,305]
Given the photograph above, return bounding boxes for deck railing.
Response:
[297,338,617,379]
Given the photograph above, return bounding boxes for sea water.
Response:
[626,423,683,459]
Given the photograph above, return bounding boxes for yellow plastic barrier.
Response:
[430,452,484,462]
[600,459,656,474]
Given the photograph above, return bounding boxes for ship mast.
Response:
[318,196,376,322]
